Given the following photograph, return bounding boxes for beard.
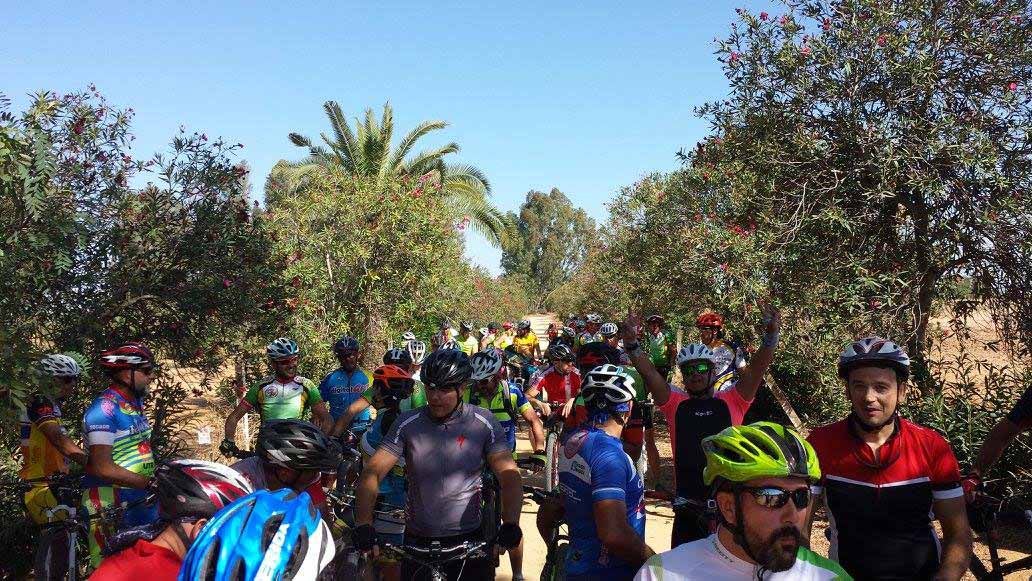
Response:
[747,524,803,572]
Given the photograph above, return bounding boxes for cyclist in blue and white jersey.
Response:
[324,336,374,438]
[538,364,654,581]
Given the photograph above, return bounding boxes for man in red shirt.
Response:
[91,459,253,580]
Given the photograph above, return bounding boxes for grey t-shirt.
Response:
[379,403,510,537]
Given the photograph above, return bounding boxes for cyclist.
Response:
[602,326,659,483]
[222,338,331,456]
[357,364,423,581]
[578,314,604,347]
[496,321,516,351]
[624,305,781,547]
[352,349,524,581]
[340,352,429,435]
[548,325,576,349]
[21,354,88,499]
[433,318,459,350]
[317,335,374,438]
[457,321,480,356]
[635,422,849,580]
[407,340,428,379]
[644,315,676,380]
[231,419,340,512]
[696,312,747,392]
[511,319,542,361]
[527,343,581,418]
[538,364,655,580]
[466,349,545,581]
[481,322,502,351]
[178,489,335,580]
[20,354,88,578]
[91,459,253,580]
[964,382,1032,502]
[81,342,160,565]
[808,337,971,580]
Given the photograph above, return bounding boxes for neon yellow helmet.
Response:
[702,421,821,486]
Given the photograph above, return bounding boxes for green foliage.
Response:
[500,188,597,309]
[264,168,474,370]
[283,101,510,245]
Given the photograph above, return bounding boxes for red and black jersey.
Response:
[808,416,962,581]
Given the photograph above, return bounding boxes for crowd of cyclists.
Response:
[12,308,1032,580]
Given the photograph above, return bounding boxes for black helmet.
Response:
[547,343,576,363]
[420,348,473,390]
[257,419,342,472]
[487,322,501,331]
[576,341,622,376]
[333,335,360,355]
[152,459,253,520]
[382,348,413,367]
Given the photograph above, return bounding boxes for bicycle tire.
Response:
[544,431,561,494]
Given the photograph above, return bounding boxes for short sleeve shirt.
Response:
[646,329,675,367]
[81,387,154,487]
[512,332,539,357]
[244,376,323,421]
[457,335,479,356]
[88,539,182,581]
[19,394,69,480]
[379,404,509,537]
[317,368,372,425]
[463,381,532,450]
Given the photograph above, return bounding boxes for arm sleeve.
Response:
[361,384,376,403]
[928,431,963,500]
[378,411,408,458]
[511,386,532,414]
[82,398,117,446]
[303,378,323,404]
[1006,384,1032,425]
[658,387,687,425]
[589,444,633,503]
[482,412,511,457]
[243,383,261,408]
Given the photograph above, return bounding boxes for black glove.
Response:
[352,523,377,552]
[495,522,522,550]
[219,438,238,456]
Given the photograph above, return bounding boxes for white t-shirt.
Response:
[634,534,850,581]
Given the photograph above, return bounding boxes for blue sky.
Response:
[4,1,775,273]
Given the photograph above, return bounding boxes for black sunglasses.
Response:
[740,486,812,510]
[680,362,713,375]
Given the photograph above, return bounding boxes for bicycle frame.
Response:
[968,493,1032,580]
[383,540,489,581]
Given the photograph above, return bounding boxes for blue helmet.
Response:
[178,489,334,581]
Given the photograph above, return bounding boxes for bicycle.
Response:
[382,539,491,581]
[967,489,1032,580]
[324,489,407,581]
[537,400,576,493]
[6,475,154,580]
[523,484,567,581]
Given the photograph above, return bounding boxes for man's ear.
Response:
[190,518,209,540]
[716,489,737,523]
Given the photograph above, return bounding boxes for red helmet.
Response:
[99,342,156,370]
[696,312,724,329]
[502,321,513,330]
[372,364,415,400]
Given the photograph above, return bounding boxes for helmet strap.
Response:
[727,487,764,566]
[170,520,195,556]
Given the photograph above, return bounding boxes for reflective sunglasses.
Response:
[740,486,812,510]
[680,362,713,375]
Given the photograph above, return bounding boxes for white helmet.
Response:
[581,364,636,410]
[39,354,82,378]
[586,313,602,324]
[440,340,461,351]
[406,340,427,364]
[266,337,300,361]
[676,343,718,366]
[599,322,619,337]
[401,331,417,342]
[470,350,504,381]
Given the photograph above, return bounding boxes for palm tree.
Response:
[286,101,509,245]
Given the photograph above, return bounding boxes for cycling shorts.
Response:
[23,485,72,525]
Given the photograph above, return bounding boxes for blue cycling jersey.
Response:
[318,368,373,429]
[558,426,645,579]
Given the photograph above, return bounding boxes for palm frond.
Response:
[289,132,313,147]
[403,143,461,177]
[442,163,492,196]
[323,101,360,169]
[386,120,449,177]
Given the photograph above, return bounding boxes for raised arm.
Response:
[622,310,671,405]
[733,302,781,402]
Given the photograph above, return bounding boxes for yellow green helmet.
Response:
[702,421,821,486]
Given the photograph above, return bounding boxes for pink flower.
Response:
[823,18,832,31]
[719,263,730,272]
[412,186,423,198]
[779,15,789,25]
[1009,81,1018,91]
[200,133,208,141]
[222,278,232,288]
[760,11,768,20]
[729,51,740,63]
[801,45,812,56]
[877,35,887,46]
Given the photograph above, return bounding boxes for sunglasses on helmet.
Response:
[740,486,812,510]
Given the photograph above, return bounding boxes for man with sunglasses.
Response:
[807,338,971,580]
[223,338,331,457]
[82,342,161,565]
[624,304,781,547]
[353,349,524,580]
[635,422,849,580]
[320,335,375,438]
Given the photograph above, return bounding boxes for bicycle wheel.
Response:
[544,431,561,494]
